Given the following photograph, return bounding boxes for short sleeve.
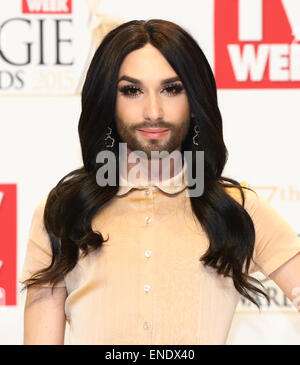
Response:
[19,199,66,287]
[241,185,300,277]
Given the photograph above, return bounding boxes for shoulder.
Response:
[224,180,259,216]
[33,198,47,217]
[29,197,49,238]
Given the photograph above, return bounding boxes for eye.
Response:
[119,85,141,98]
[118,83,184,98]
[163,83,184,96]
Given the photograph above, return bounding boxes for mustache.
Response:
[133,122,174,129]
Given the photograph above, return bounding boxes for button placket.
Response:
[139,189,155,341]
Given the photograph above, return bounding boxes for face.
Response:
[115,43,191,159]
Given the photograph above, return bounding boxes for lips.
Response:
[137,128,169,139]
[138,128,169,133]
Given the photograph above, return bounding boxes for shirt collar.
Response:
[116,162,188,196]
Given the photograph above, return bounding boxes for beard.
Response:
[114,115,191,159]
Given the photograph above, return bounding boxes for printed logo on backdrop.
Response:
[236,183,300,313]
[0,185,17,306]
[215,0,300,88]
[0,0,123,95]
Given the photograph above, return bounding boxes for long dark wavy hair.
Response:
[22,19,270,309]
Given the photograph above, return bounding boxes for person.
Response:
[19,19,300,345]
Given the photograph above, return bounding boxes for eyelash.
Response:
[118,83,184,98]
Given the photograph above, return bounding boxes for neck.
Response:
[119,145,183,186]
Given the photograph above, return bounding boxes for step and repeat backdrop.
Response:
[0,0,299,344]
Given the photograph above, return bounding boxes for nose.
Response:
[143,90,163,123]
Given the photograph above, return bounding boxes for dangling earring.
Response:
[104,125,115,148]
[192,124,200,146]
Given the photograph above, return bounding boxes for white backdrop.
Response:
[0,0,299,345]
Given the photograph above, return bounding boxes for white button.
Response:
[145,250,152,258]
[145,216,152,224]
[143,321,150,330]
[144,284,151,292]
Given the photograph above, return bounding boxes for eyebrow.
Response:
[118,75,181,86]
